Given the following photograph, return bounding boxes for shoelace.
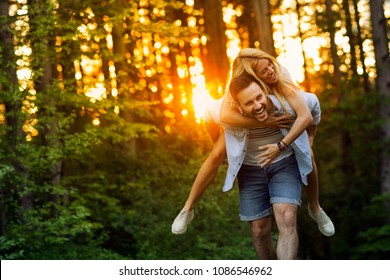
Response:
[178,210,189,221]
[317,211,331,225]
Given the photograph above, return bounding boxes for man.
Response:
[204,72,314,259]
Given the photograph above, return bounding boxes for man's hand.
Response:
[260,112,295,128]
[256,143,280,167]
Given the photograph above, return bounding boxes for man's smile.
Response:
[254,106,265,115]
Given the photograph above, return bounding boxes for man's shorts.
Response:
[237,155,302,221]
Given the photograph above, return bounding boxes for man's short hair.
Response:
[229,72,268,103]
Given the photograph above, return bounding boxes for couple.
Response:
[172,48,335,259]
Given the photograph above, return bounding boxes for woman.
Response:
[172,48,334,237]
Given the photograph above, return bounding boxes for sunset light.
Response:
[6,0,380,138]
[8,0,330,134]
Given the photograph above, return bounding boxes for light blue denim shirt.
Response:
[205,91,320,192]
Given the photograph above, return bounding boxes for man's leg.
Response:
[237,164,273,259]
[249,216,276,260]
[267,155,301,259]
[272,203,299,260]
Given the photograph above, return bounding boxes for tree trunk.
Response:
[352,0,370,93]
[342,0,358,77]
[0,0,18,138]
[168,49,184,122]
[0,0,14,236]
[369,0,390,198]
[197,0,229,84]
[296,1,310,91]
[326,0,355,189]
[112,22,138,159]
[29,0,64,206]
[325,0,342,103]
[248,0,276,57]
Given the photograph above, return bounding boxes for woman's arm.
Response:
[220,95,294,128]
[280,92,313,146]
[257,92,313,167]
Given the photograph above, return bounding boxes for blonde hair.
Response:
[230,48,298,112]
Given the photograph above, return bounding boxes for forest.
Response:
[0,0,389,260]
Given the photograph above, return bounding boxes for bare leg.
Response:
[273,203,299,260]
[305,129,321,212]
[172,134,227,234]
[306,152,321,213]
[249,216,276,260]
[305,150,335,236]
[183,133,227,211]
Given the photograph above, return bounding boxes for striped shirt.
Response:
[244,127,293,166]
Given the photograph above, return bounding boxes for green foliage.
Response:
[119,121,257,260]
[302,86,385,259]
[353,193,390,259]
[355,224,390,259]
[0,236,125,260]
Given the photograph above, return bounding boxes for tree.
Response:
[110,1,139,158]
[295,0,311,90]
[351,0,370,93]
[369,0,390,200]
[0,0,20,236]
[197,0,229,85]
[1,0,388,260]
[341,0,370,92]
[324,0,342,102]
[247,0,276,56]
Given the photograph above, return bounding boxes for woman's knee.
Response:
[209,145,226,164]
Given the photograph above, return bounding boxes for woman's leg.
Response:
[183,133,227,211]
[172,133,227,234]
[305,149,335,236]
[306,152,321,212]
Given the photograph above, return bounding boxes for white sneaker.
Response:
[308,205,335,237]
[171,208,194,235]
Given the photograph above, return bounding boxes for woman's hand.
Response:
[264,112,295,128]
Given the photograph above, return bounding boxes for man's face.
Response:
[254,58,278,84]
[236,81,272,123]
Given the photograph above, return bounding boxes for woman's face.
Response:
[254,59,278,84]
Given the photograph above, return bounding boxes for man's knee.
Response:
[284,207,296,220]
[250,219,272,239]
[276,205,297,229]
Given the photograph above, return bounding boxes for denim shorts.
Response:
[237,155,302,221]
